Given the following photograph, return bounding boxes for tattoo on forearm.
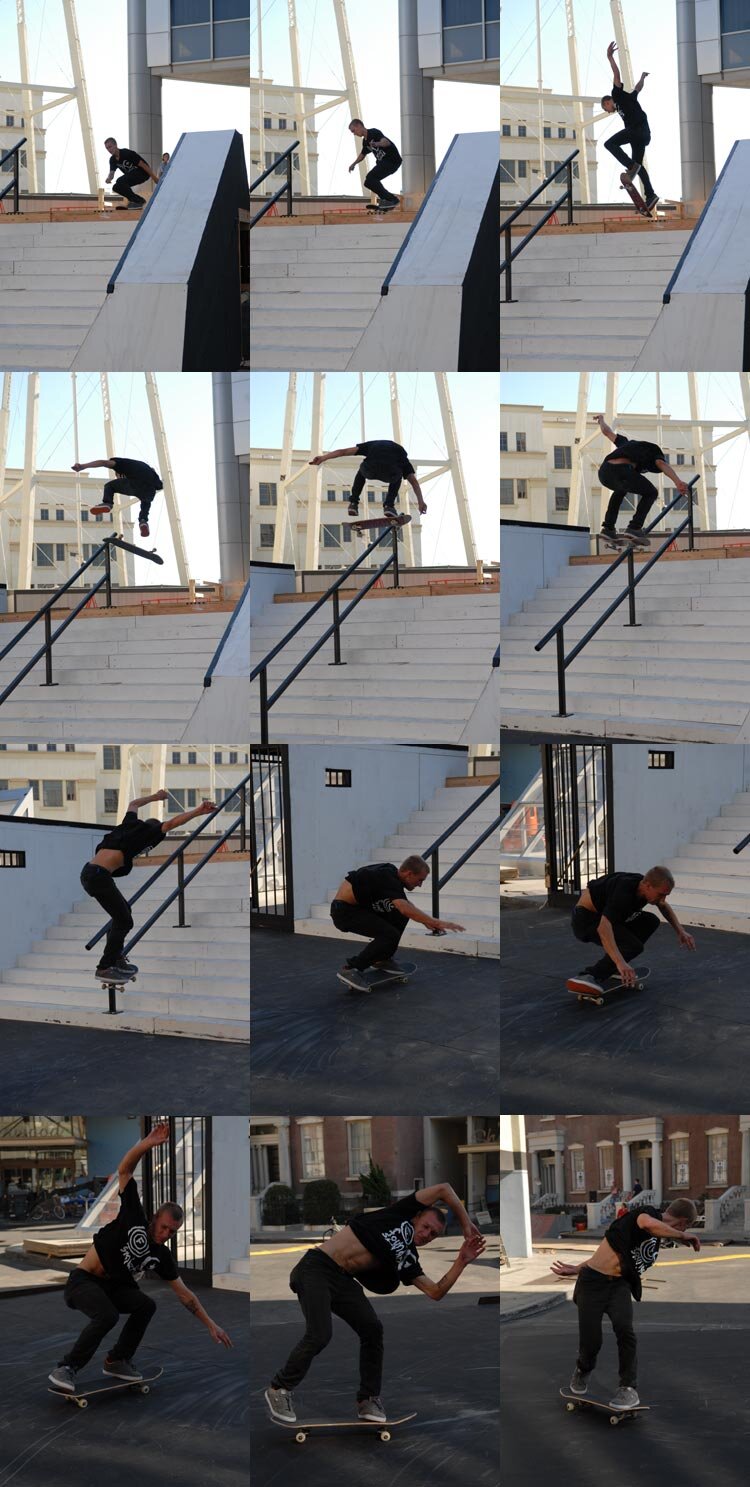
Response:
[183,1297,201,1318]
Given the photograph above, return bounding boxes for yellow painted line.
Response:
[654,1253,750,1268]
[252,1244,320,1257]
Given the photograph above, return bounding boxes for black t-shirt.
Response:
[611,83,648,132]
[601,435,665,474]
[363,129,402,166]
[586,872,646,925]
[112,456,163,490]
[349,1193,426,1293]
[356,440,415,481]
[110,147,146,174]
[93,1178,179,1285]
[604,1204,662,1300]
[96,810,163,877]
[345,862,408,918]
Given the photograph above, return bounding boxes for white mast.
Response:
[305,374,325,570]
[18,374,39,591]
[0,377,11,589]
[274,374,299,565]
[564,0,591,203]
[16,1,38,193]
[687,373,709,531]
[62,0,99,195]
[535,0,545,192]
[332,0,368,192]
[145,373,190,586]
[288,0,311,194]
[388,374,416,566]
[434,374,477,565]
[71,373,85,588]
[568,374,591,525]
[256,0,266,186]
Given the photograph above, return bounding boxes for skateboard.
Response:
[272,1411,416,1444]
[49,1367,163,1410]
[337,961,417,993]
[601,531,650,553]
[560,1387,649,1426]
[366,200,400,213]
[567,966,650,1007]
[349,513,411,532]
[620,176,659,219]
[95,966,137,1016]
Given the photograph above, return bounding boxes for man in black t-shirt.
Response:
[72,454,165,538]
[104,136,158,207]
[601,42,659,210]
[49,1121,232,1394]
[594,415,690,547]
[569,864,696,995]
[549,1197,699,1409]
[80,789,216,984]
[309,439,426,522]
[348,119,402,208]
[331,854,465,991]
[265,1181,486,1425]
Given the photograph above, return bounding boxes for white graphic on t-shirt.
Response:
[371,897,393,915]
[381,1219,416,1271]
[630,1236,659,1275]
[121,1224,161,1281]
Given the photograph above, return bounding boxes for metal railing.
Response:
[0,137,27,214]
[250,139,300,228]
[534,477,700,717]
[0,534,164,710]
[251,523,402,745]
[500,150,578,303]
[422,777,500,923]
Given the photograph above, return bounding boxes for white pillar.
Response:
[620,1140,632,1192]
[126,0,162,164]
[554,1149,565,1200]
[741,1121,750,1189]
[304,374,325,570]
[277,1121,292,1185]
[146,373,189,585]
[18,373,39,591]
[651,1140,662,1203]
[212,373,247,583]
[397,0,435,202]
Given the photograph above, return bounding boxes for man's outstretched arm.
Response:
[161,800,216,834]
[309,447,360,465]
[593,414,617,443]
[633,71,649,95]
[405,472,427,512]
[606,41,622,86]
[391,897,465,934]
[414,1183,480,1238]
[128,789,169,811]
[117,1120,170,1191]
[411,1235,486,1300]
[71,458,117,472]
[168,1278,234,1346]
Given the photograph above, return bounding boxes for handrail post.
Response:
[174,851,187,927]
[392,525,400,588]
[687,483,695,551]
[329,589,344,665]
[286,150,292,215]
[504,224,513,302]
[260,667,269,746]
[239,782,247,852]
[105,542,113,607]
[566,159,573,225]
[556,627,567,717]
[625,545,639,626]
[14,152,19,215]
[42,610,56,687]
[432,848,440,920]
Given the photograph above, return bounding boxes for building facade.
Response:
[250,80,320,197]
[0,469,132,592]
[500,85,599,206]
[418,0,499,79]
[0,84,46,195]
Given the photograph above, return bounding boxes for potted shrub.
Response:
[262,1183,299,1229]
[302,1178,341,1228]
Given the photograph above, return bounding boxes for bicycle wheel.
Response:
[52,1197,66,1220]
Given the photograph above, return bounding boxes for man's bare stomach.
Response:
[584,1237,622,1277]
[576,887,596,912]
[319,1227,375,1274]
[333,880,356,905]
[78,1244,106,1276]
[90,848,125,873]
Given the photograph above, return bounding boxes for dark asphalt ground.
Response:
[0,1284,249,1487]
[251,931,500,1111]
[501,904,750,1109]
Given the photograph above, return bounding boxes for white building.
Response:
[500,85,599,206]
[0,470,133,592]
[0,84,46,196]
[250,79,319,197]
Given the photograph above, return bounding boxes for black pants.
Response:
[364,156,401,203]
[330,899,407,971]
[573,1266,637,1387]
[80,863,133,969]
[61,1268,157,1370]
[598,463,659,532]
[604,127,654,199]
[112,165,149,203]
[102,476,157,525]
[272,1250,384,1400]
[350,465,401,510]
[572,905,659,981]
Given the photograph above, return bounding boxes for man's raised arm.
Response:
[411,1235,486,1301]
[606,41,622,87]
[117,1120,170,1191]
[169,1277,234,1347]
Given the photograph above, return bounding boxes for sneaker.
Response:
[115,957,139,978]
[103,1357,143,1382]
[94,963,131,984]
[358,1396,387,1423]
[139,521,150,537]
[569,1368,589,1396]
[382,505,398,521]
[624,527,651,548]
[348,503,359,517]
[620,167,638,187]
[265,1385,296,1423]
[610,1385,640,1409]
[644,192,659,211]
[600,525,620,543]
[49,1365,78,1393]
[336,965,371,992]
[566,973,604,995]
[371,958,403,974]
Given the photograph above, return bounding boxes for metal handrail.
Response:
[0,534,163,709]
[535,477,700,717]
[250,139,300,227]
[500,149,578,303]
[493,643,500,667]
[0,137,27,214]
[422,778,500,920]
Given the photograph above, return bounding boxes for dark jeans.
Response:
[573,1265,637,1387]
[350,465,401,510]
[364,156,401,203]
[330,899,407,971]
[572,905,659,981]
[112,165,149,203]
[272,1250,384,1400]
[80,862,133,969]
[604,127,654,199]
[102,476,157,525]
[61,1268,156,1370]
[598,463,659,532]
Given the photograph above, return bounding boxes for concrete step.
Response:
[248,346,355,370]
[0,995,247,1041]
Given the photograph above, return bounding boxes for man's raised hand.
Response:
[147,1120,170,1148]
[460,1234,486,1262]
[208,1321,234,1348]
[607,41,618,59]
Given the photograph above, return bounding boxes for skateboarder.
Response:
[348,120,402,208]
[48,1121,233,1394]
[264,1181,486,1424]
[80,790,216,985]
[331,856,464,990]
[550,1195,699,1409]
[594,415,690,548]
[309,441,426,522]
[104,137,158,207]
[569,865,696,995]
[601,42,659,212]
[72,454,164,538]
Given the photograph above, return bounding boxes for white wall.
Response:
[500,1114,532,1259]
[613,744,750,866]
[250,562,295,622]
[211,1116,250,1276]
[0,820,102,970]
[500,522,590,626]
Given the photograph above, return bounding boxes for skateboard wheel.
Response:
[609,1416,620,1426]
[566,1402,575,1412]
[141,1385,150,1394]
[295,1431,307,1444]
[595,998,604,1006]
[380,1431,391,1442]
[77,1398,88,1409]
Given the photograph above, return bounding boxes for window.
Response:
[518,124,526,137]
[671,1137,689,1187]
[229,750,238,764]
[259,483,277,505]
[558,127,566,138]
[263,116,272,129]
[300,1122,325,1180]
[516,433,526,453]
[707,1131,728,1186]
[55,509,64,522]
[326,490,337,502]
[554,488,569,511]
[500,478,515,506]
[543,125,551,139]
[597,1143,615,1190]
[102,746,121,771]
[676,452,685,465]
[278,118,287,130]
[0,850,24,868]
[5,115,14,127]
[28,780,39,801]
[215,752,223,764]
[66,780,77,802]
[500,431,508,452]
[28,744,38,752]
[40,508,49,521]
[326,769,352,787]
[346,1119,372,1178]
[499,159,516,184]
[501,123,510,136]
[260,524,274,548]
[46,743,57,752]
[56,545,65,562]
[65,744,75,753]
[517,480,527,500]
[171,751,181,765]
[187,751,197,765]
[570,1149,585,1190]
[36,543,53,568]
[171,789,186,811]
[81,510,89,522]
[322,525,341,548]
[553,445,572,470]
[648,751,674,769]
[518,160,527,178]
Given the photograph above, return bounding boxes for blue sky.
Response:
[250,372,499,565]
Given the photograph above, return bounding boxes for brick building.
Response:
[524,1115,750,1205]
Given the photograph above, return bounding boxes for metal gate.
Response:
[143,1117,212,1285]
[250,743,294,931]
[541,743,613,905]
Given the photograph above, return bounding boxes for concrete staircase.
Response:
[501,552,750,742]
[500,227,691,370]
[251,589,499,742]
[667,790,750,933]
[249,222,409,369]
[0,858,249,1039]
[0,219,136,369]
[0,609,230,742]
[213,1254,250,1291]
[295,779,499,956]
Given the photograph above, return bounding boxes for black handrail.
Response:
[0,137,27,214]
[251,523,401,745]
[0,534,163,709]
[204,572,250,688]
[493,643,500,667]
[421,778,500,921]
[250,139,300,228]
[534,477,700,716]
[500,149,578,303]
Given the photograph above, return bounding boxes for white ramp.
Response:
[636,140,750,371]
[182,579,249,741]
[348,133,499,372]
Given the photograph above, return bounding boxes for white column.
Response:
[530,1150,541,1194]
[741,1124,750,1190]
[651,1140,662,1203]
[126,0,163,164]
[554,1150,565,1200]
[620,1141,632,1192]
[277,1121,292,1185]
[397,0,435,203]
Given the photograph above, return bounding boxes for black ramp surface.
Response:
[251,932,499,1111]
[501,905,750,1109]
[0,1288,249,1487]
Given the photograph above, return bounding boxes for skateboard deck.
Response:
[349,513,411,531]
[567,967,650,1006]
[272,1411,416,1443]
[366,200,400,213]
[49,1367,163,1410]
[560,1388,649,1425]
[620,177,658,219]
[338,961,417,993]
